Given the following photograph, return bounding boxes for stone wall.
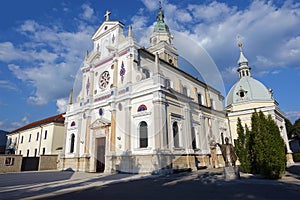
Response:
[39,155,58,170]
[112,154,211,174]
[61,157,90,172]
[0,155,22,173]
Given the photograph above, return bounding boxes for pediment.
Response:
[92,21,124,41]
[90,118,111,129]
[89,52,101,64]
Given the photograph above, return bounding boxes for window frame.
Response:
[139,121,148,148]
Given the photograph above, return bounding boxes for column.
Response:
[124,100,132,151]
[184,105,192,152]
[84,116,91,154]
[110,59,118,152]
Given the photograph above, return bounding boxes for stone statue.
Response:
[217,137,237,167]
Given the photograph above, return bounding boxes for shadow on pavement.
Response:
[45,169,300,200]
[286,164,300,179]
[0,172,139,200]
[0,171,74,187]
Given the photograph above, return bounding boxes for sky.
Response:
[0,0,300,131]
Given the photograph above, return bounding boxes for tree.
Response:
[290,118,300,139]
[235,118,251,173]
[235,111,286,179]
[260,115,286,179]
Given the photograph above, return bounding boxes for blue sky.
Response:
[0,0,300,131]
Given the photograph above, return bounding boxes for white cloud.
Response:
[21,116,30,124]
[81,4,95,20]
[159,0,300,82]
[0,42,26,62]
[5,16,93,106]
[2,0,300,113]
[19,20,39,32]
[285,111,300,123]
[188,1,236,23]
[0,116,30,132]
[0,80,18,91]
[141,0,158,11]
[56,98,68,113]
[0,42,58,63]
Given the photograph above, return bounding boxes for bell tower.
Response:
[148,3,178,67]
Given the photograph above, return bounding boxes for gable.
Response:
[90,118,111,129]
[92,21,124,41]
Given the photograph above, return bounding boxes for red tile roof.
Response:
[10,113,65,133]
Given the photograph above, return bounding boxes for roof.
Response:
[226,76,272,106]
[10,113,65,134]
[138,48,223,97]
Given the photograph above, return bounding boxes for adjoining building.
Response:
[6,113,65,171]
[226,41,293,164]
[61,7,230,173]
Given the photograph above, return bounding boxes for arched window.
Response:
[191,127,197,150]
[137,104,147,112]
[173,122,179,148]
[70,134,75,153]
[139,121,148,148]
[71,121,76,127]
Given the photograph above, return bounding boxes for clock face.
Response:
[99,71,110,89]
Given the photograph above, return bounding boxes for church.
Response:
[61,7,229,173]
[61,6,292,173]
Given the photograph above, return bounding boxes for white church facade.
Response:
[61,7,293,173]
[61,8,230,173]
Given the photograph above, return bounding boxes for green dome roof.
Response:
[226,76,272,106]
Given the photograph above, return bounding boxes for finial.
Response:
[85,50,89,60]
[157,1,164,22]
[237,35,243,52]
[68,89,73,105]
[128,25,132,37]
[104,10,111,21]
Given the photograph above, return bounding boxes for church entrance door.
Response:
[96,137,106,172]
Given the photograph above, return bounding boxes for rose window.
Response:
[99,71,110,89]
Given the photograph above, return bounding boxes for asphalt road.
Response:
[46,170,300,200]
[0,164,299,200]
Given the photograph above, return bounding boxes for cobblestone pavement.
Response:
[0,164,299,200]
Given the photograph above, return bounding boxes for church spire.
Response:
[157,1,164,23]
[153,2,170,34]
[148,2,178,67]
[237,37,251,79]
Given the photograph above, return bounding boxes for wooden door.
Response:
[96,137,106,172]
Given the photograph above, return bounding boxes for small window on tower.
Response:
[153,37,157,45]
[240,91,245,98]
[237,88,247,99]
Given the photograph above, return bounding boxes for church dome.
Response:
[226,41,273,107]
[226,76,272,106]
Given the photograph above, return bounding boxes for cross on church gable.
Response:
[104,10,111,21]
